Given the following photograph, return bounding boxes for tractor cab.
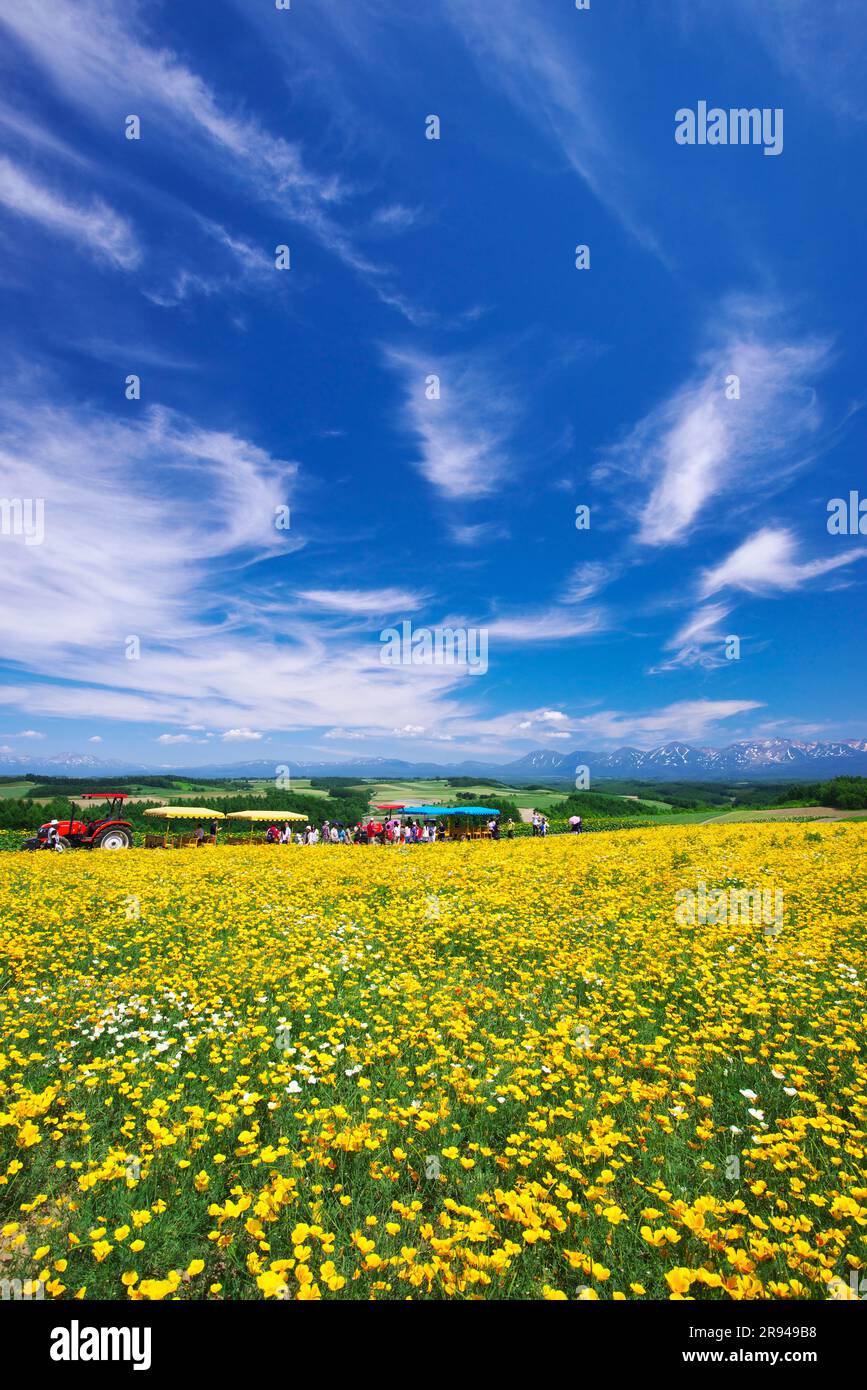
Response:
[79,792,130,828]
[21,791,134,852]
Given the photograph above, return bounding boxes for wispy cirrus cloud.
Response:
[449,521,510,547]
[653,601,734,673]
[441,0,665,257]
[596,311,831,546]
[0,394,298,658]
[699,527,867,597]
[0,0,423,318]
[0,386,482,742]
[0,155,140,268]
[384,344,521,499]
[656,527,866,672]
[565,698,764,747]
[445,697,763,751]
[684,0,867,122]
[562,561,619,603]
[485,607,605,643]
[298,587,427,616]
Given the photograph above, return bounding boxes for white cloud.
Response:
[442,0,664,256]
[0,396,298,663]
[486,607,604,643]
[444,697,764,751]
[221,728,264,742]
[0,156,140,268]
[88,735,102,743]
[299,587,426,616]
[691,0,867,122]
[597,318,831,546]
[450,522,510,547]
[700,528,867,597]
[564,699,763,747]
[156,733,193,744]
[384,345,520,499]
[0,0,422,318]
[369,203,422,232]
[562,562,618,603]
[653,602,734,672]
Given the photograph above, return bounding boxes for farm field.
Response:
[698,807,867,825]
[1,822,864,1302]
[0,781,36,801]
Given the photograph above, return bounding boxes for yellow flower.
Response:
[665,1268,693,1296]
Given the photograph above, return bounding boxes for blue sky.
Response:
[0,0,865,767]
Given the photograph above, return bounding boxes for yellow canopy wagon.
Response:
[225,809,307,843]
[142,806,225,849]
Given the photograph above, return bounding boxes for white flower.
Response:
[739,1089,757,1100]
[747,1108,765,1121]
[783,1087,797,1097]
[771,1068,785,1080]
[285,1080,301,1094]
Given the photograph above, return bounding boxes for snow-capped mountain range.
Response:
[503,740,867,780]
[1,739,867,781]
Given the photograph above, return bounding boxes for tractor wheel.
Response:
[94,827,132,850]
[55,837,71,853]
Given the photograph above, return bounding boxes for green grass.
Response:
[0,780,35,799]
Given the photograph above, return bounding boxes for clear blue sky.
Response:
[0,0,864,767]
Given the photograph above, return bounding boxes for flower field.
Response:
[1,824,865,1301]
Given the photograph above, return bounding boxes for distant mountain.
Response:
[503,739,867,781]
[0,751,150,775]
[2,739,867,782]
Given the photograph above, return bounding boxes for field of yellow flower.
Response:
[1,823,865,1301]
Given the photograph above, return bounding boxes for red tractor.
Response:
[21,792,134,852]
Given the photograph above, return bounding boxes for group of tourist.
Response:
[259,816,513,845]
[189,810,582,845]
